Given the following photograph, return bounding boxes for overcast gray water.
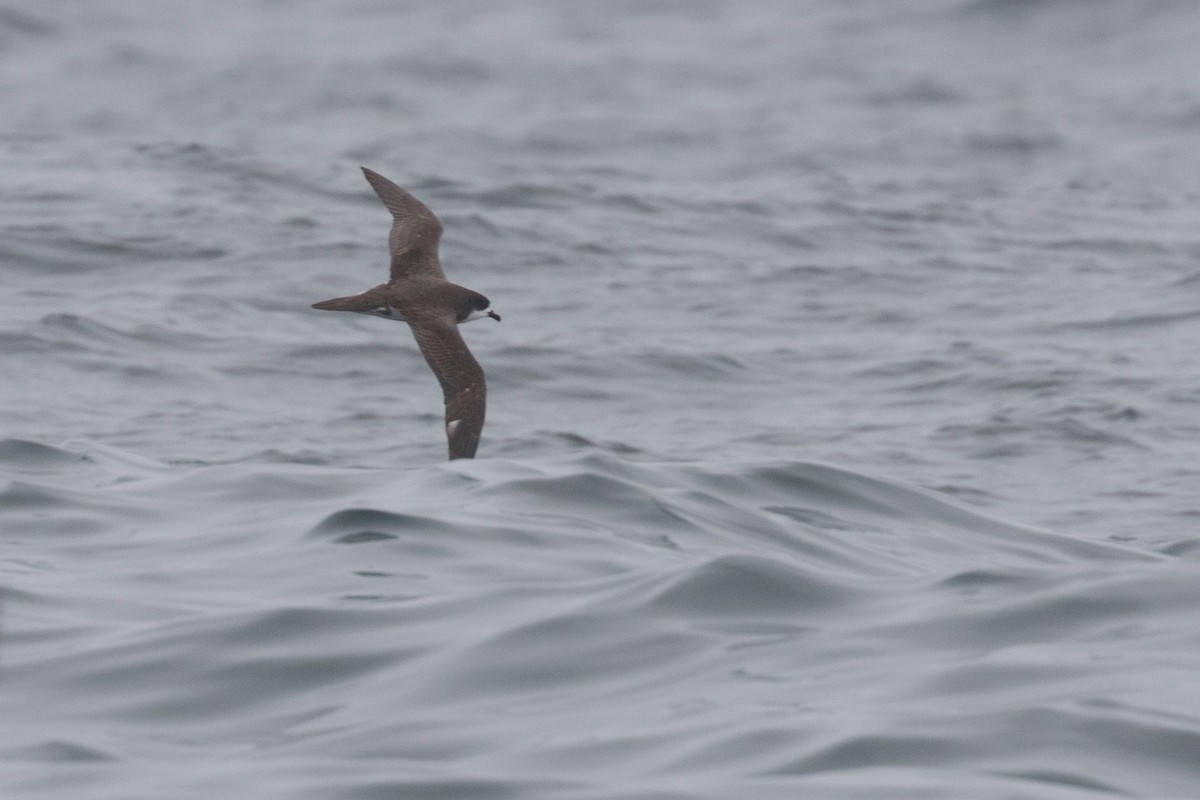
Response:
[3,1,1200,798]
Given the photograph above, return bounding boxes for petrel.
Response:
[312,167,500,460]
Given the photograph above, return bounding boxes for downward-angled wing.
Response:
[361,167,445,283]
[407,317,487,460]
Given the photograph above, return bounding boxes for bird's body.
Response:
[312,168,500,460]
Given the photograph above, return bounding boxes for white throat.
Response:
[463,306,493,323]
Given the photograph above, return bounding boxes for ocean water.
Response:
[3,1,1200,797]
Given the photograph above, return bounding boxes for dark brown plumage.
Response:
[312,168,500,460]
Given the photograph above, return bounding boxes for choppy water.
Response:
[3,1,1200,798]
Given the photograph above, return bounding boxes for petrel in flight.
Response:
[312,167,500,460]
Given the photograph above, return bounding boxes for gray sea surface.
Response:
[3,1,1200,798]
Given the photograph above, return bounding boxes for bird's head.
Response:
[459,291,501,324]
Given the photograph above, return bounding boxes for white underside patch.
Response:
[446,419,461,436]
[363,306,406,322]
[463,306,492,322]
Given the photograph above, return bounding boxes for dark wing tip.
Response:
[358,166,440,224]
[447,415,483,459]
[360,166,392,199]
[445,383,486,460]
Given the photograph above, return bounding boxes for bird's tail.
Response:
[311,293,379,312]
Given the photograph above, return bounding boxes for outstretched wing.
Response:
[361,167,445,283]
[407,317,487,460]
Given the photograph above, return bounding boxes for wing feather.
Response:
[361,167,445,282]
[408,318,486,460]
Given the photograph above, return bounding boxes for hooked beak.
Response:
[487,310,501,322]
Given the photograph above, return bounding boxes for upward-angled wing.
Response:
[361,167,445,282]
[407,316,487,460]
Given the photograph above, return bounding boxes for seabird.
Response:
[312,167,500,460]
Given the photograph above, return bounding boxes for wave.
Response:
[5,440,1194,797]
